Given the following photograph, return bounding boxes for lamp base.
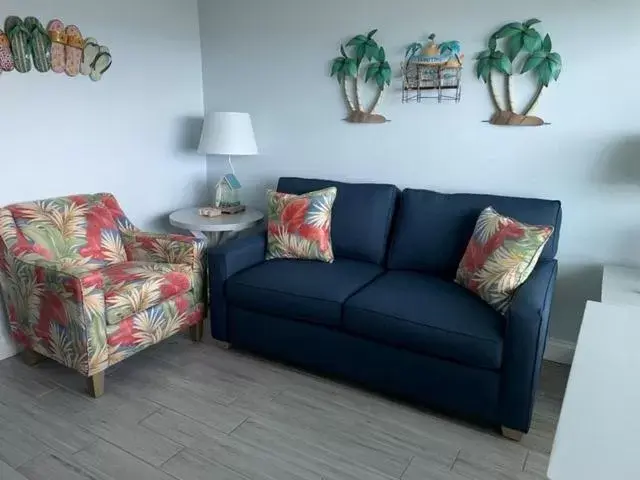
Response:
[214,171,243,208]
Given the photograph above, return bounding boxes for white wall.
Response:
[199,0,640,344]
[0,0,205,359]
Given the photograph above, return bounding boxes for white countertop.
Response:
[548,301,640,479]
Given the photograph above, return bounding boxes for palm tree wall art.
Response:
[476,19,563,126]
[330,29,392,123]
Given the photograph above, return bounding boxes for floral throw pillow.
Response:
[455,206,554,314]
[266,187,337,263]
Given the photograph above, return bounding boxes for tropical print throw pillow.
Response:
[455,206,554,314]
[266,187,337,263]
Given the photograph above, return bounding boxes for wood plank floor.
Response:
[0,334,569,480]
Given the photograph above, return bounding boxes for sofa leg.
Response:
[213,339,231,350]
[87,373,105,398]
[501,426,524,442]
[189,320,204,342]
[21,348,46,366]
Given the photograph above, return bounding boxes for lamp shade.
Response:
[198,112,258,156]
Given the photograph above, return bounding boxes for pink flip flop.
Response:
[0,29,15,72]
[64,25,83,77]
[47,19,66,74]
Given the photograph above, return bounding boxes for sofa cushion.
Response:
[277,177,398,265]
[343,271,504,369]
[226,258,383,326]
[387,189,562,278]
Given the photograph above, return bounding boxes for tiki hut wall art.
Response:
[402,34,464,104]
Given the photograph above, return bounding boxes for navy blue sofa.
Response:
[209,177,562,436]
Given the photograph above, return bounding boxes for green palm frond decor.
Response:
[476,19,562,126]
[330,29,391,124]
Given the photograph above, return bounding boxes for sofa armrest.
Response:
[0,255,109,377]
[122,231,206,271]
[209,233,266,341]
[500,259,558,432]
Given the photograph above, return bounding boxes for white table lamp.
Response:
[198,112,258,209]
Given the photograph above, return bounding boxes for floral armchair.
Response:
[0,193,206,397]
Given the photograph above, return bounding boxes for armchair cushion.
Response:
[99,261,195,325]
[344,271,504,369]
[6,195,127,268]
[106,291,204,364]
[226,258,383,327]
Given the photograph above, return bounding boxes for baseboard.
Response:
[0,344,18,361]
[0,334,582,365]
[0,335,18,361]
[544,337,576,365]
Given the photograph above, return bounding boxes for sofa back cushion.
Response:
[277,177,398,265]
[387,189,562,278]
[5,194,127,268]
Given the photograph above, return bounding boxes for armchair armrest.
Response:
[122,231,206,271]
[500,259,558,432]
[0,255,109,377]
[122,231,207,304]
[209,233,266,341]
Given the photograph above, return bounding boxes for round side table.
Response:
[169,207,264,246]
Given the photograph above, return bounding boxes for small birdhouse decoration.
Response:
[215,174,242,208]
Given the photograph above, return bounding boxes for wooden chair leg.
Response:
[501,426,524,442]
[21,348,46,366]
[87,372,105,398]
[189,319,204,342]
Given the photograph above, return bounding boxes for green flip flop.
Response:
[5,16,31,73]
[90,46,112,82]
[81,38,100,76]
[24,17,51,73]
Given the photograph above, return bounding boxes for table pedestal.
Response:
[190,230,240,247]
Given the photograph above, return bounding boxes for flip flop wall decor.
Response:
[0,29,15,72]
[5,16,31,73]
[64,24,83,76]
[0,16,111,81]
[24,17,50,73]
[81,37,100,76]
[47,19,66,74]
[90,46,112,82]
